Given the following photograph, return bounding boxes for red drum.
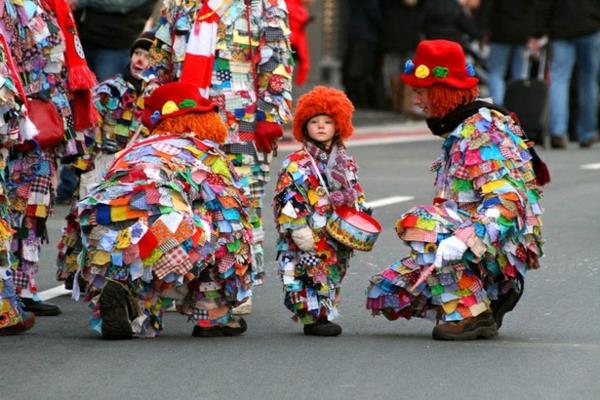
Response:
[326,206,382,251]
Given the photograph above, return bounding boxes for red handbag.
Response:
[16,99,65,151]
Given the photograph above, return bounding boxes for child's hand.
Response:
[291,227,315,251]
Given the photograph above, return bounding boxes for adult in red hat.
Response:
[74,81,253,339]
[366,39,548,340]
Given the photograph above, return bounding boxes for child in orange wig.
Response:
[273,86,370,336]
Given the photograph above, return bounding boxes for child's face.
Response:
[306,115,336,147]
[129,48,150,80]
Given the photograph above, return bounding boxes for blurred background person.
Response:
[536,0,600,149]
[479,0,543,105]
[286,0,313,86]
[380,0,425,114]
[342,0,383,109]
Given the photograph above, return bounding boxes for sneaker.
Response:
[303,319,342,337]
[0,311,35,335]
[20,297,62,316]
[231,298,252,315]
[99,280,137,340]
[491,277,524,329]
[192,317,248,337]
[550,135,567,149]
[432,311,498,340]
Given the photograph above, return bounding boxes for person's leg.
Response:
[548,39,576,146]
[573,31,600,145]
[56,165,79,203]
[487,42,512,104]
[508,43,528,81]
[190,268,248,337]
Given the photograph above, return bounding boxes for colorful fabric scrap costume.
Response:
[76,82,253,338]
[368,108,543,322]
[274,144,366,324]
[146,0,293,283]
[0,34,33,332]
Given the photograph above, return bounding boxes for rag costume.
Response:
[57,60,150,284]
[366,40,545,338]
[0,34,36,333]
[75,82,253,338]
[146,0,293,283]
[273,87,366,326]
[1,0,95,312]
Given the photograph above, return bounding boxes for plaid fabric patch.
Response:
[153,246,193,280]
[299,253,320,267]
[16,184,30,199]
[218,253,236,273]
[453,166,470,179]
[145,188,161,205]
[225,94,245,111]
[192,308,209,320]
[30,176,52,195]
[152,142,181,156]
[12,270,30,290]
[264,27,285,41]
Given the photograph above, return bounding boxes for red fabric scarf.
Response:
[43,0,98,130]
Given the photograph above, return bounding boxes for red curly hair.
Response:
[292,86,355,142]
[426,84,479,117]
[152,112,227,144]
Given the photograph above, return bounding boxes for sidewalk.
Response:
[280,108,434,150]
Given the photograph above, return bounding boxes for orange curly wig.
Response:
[292,86,355,142]
[427,84,479,118]
[152,112,227,144]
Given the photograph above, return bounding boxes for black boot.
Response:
[20,297,62,316]
[99,280,137,340]
[491,276,524,329]
[303,319,342,337]
[192,317,248,337]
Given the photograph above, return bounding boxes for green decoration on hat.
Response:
[432,66,449,78]
[179,99,197,109]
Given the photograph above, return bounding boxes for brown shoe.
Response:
[579,138,596,148]
[432,311,498,340]
[550,135,567,149]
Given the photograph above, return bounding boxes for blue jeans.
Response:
[56,165,79,201]
[84,47,130,82]
[548,31,600,142]
[487,42,527,105]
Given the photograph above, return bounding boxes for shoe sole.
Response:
[432,325,498,341]
[23,307,62,317]
[100,282,134,340]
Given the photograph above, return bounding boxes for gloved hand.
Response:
[254,121,283,153]
[434,236,468,267]
[291,227,315,251]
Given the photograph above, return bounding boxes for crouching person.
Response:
[74,82,253,339]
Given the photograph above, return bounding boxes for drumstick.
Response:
[410,264,436,291]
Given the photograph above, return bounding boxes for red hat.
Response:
[401,40,479,89]
[292,86,354,142]
[142,82,217,129]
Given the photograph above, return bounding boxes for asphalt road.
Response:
[2,140,599,400]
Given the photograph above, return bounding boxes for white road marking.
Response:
[38,285,71,301]
[580,163,600,170]
[366,195,414,209]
